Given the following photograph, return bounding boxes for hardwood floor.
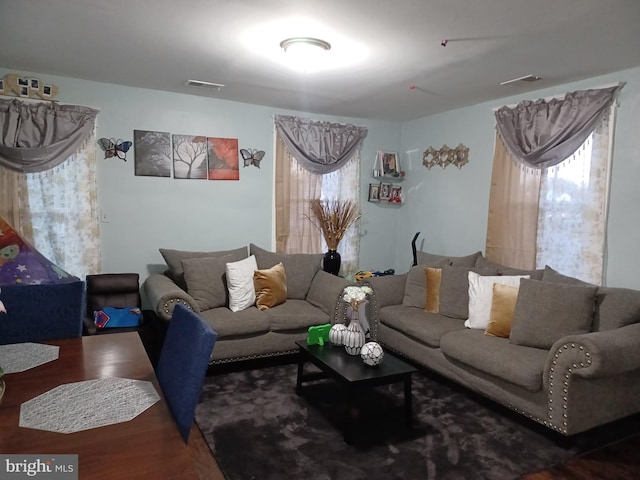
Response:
[523,434,640,480]
[189,424,225,480]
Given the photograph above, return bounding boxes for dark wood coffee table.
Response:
[295,340,418,444]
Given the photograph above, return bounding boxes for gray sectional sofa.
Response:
[143,244,350,364]
[364,251,640,436]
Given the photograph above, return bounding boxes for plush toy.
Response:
[307,323,332,346]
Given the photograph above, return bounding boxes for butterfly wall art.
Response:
[98,138,133,161]
[240,148,265,168]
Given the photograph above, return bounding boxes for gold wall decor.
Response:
[0,73,59,100]
[422,143,469,169]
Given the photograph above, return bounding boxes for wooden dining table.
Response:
[0,331,199,479]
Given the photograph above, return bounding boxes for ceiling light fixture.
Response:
[279,37,331,72]
[280,37,331,53]
[500,74,542,86]
[185,79,224,91]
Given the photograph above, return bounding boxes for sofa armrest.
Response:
[545,323,640,381]
[359,274,407,340]
[306,270,351,323]
[541,323,640,434]
[142,273,199,321]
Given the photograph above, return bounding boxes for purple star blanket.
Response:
[0,216,75,285]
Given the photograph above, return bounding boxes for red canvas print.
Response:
[208,137,239,180]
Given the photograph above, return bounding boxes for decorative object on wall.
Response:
[134,130,172,177]
[369,183,402,204]
[379,183,392,201]
[423,143,469,169]
[240,148,265,168]
[389,185,402,203]
[207,137,239,180]
[172,134,208,179]
[367,183,380,202]
[307,199,361,276]
[374,150,405,177]
[98,138,132,161]
[1,74,58,100]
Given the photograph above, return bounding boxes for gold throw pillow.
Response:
[424,267,442,314]
[485,283,519,338]
[253,262,287,311]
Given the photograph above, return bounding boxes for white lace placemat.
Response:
[20,377,161,434]
[0,342,60,373]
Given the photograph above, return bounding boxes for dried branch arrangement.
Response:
[308,199,361,250]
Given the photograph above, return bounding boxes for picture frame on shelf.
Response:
[379,183,392,201]
[368,183,380,202]
[376,150,400,177]
[389,185,402,203]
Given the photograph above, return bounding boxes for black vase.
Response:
[323,249,341,276]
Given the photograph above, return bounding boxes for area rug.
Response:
[195,362,639,480]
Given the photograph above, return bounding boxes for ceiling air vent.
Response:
[500,74,542,86]
[185,79,224,91]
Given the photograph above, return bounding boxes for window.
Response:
[274,136,361,277]
[486,87,618,284]
[0,100,100,280]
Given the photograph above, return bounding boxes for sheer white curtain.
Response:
[275,143,361,277]
[320,154,361,277]
[25,131,101,279]
[536,117,612,284]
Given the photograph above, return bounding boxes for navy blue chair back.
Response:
[156,304,217,443]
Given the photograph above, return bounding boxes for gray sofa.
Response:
[364,251,640,436]
[143,244,350,364]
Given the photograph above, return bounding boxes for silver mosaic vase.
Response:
[344,308,366,355]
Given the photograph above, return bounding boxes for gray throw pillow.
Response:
[306,270,351,315]
[509,279,598,349]
[250,244,322,300]
[416,251,450,266]
[182,255,236,311]
[402,261,448,308]
[474,255,505,270]
[437,265,499,319]
[594,286,640,331]
[415,250,481,268]
[450,251,482,267]
[474,256,544,279]
[159,246,248,290]
[540,265,594,286]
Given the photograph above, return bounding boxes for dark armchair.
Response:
[84,273,142,335]
[83,273,165,366]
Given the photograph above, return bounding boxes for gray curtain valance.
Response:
[274,114,368,174]
[494,85,621,169]
[0,99,99,173]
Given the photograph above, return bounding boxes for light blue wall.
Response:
[0,67,401,284]
[3,66,639,289]
[399,66,640,289]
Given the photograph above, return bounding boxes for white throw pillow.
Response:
[226,255,258,312]
[465,271,529,329]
